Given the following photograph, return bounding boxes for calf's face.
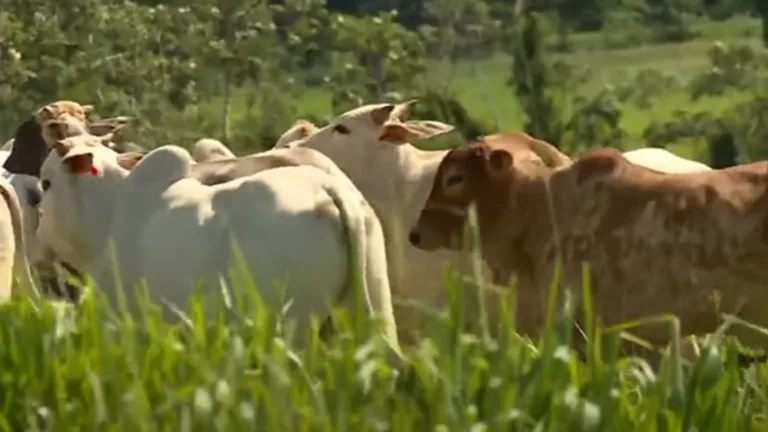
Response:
[409,145,513,251]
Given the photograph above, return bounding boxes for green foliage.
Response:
[327,10,426,112]
[509,11,565,147]
[689,42,768,100]
[0,250,766,429]
[409,89,492,148]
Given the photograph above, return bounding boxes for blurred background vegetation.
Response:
[2,0,767,166]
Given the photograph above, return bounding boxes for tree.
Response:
[509,7,563,146]
[755,0,768,47]
[328,11,425,111]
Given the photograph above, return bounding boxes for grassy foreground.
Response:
[1,256,768,430]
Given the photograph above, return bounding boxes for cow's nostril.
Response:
[408,231,420,246]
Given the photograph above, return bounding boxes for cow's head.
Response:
[193,138,235,163]
[275,100,455,174]
[35,100,93,126]
[37,134,144,270]
[274,120,319,148]
[408,135,569,251]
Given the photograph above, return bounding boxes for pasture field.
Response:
[4,15,768,430]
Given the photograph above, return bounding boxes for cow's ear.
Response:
[117,152,145,170]
[370,104,396,125]
[488,149,512,174]
[61,151,94,175]
[379,120,455,145]
[574,149,622,186]
[36,105,56,122]
[82,105,94,117]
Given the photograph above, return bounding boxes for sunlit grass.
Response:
[2,210,768,429]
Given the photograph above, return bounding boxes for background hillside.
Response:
[2,0,767,164]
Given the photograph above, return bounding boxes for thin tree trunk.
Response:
[762,16,768,48]
[222,70,232,142]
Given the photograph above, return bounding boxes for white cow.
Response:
[0,175,39,300]
[0,150,51,275]
[37,134,401,356]
[9,115,121,300]
[622,147,712,173]
[273,102,500,341]
[193,138,236,163]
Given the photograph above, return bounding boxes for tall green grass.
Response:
[2,218,768,430]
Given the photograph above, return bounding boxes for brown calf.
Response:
[409,135,768,354]
[4,101,93,177]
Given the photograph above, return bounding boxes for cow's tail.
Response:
[0,178,39,299]
[323,181,403,360]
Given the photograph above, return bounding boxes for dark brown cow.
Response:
[409,133,768,356]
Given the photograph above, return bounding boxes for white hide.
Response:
[622,147,712,173]
[0,175,39,300]
[193,138,236,163]
[275,120,319,148]
[273,103,486,341]
[37,138,401,355]
[0,163,44,267]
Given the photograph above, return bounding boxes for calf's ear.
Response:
[489,149,512,174]
[82,105,94,118]
[574,152,621,186]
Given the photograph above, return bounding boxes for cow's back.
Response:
[136,167,350,329]
[535,159,768,349]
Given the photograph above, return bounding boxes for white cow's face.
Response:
[37,135,136,270]
[276,101,455,181]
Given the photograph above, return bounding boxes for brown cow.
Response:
[409,133,768,357]
[4,101,93,177]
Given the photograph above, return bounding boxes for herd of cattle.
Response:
[0,98,763,362]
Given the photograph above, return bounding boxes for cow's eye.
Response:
[333,124,350,134]
[445,174,464,187]
[41,179,51,191]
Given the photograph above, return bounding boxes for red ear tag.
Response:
[89,165,100,176]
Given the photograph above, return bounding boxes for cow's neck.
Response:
[392,146,449,228]
[480,169,557,283]
[75,173,125,270]
[343,143,448,244]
